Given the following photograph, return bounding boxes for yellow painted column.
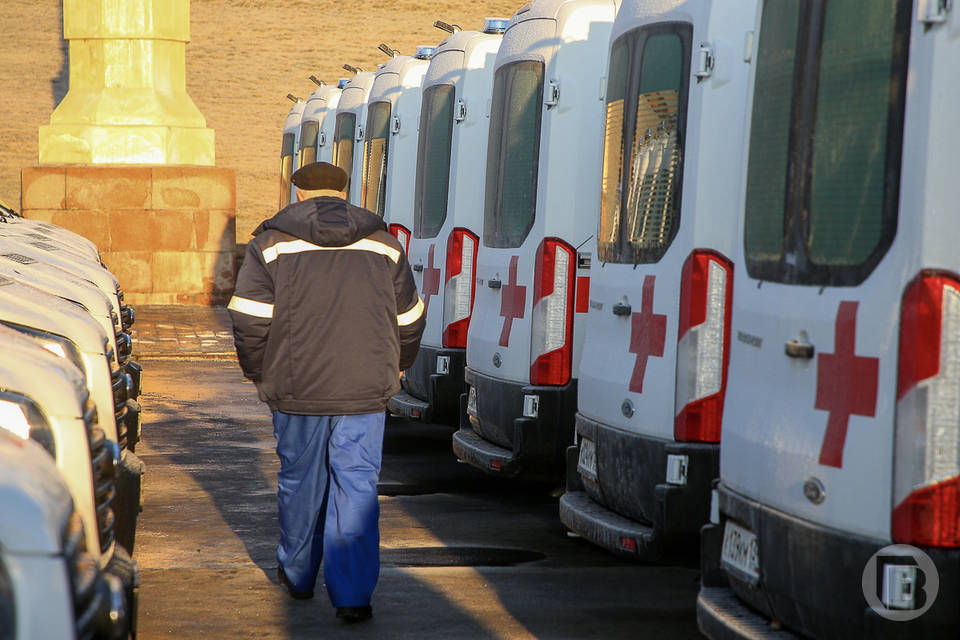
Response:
[39,0,215,165]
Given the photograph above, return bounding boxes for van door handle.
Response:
[412,263,423,272]
[488,278,502,289]
[785,340,815,359]
[612,302,632,316]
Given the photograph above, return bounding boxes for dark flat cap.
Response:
[291,161,348,191]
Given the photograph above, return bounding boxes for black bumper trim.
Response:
[559,489,657,559]
[387,390,431,421]
[458,367,577,480]
[395,344,465,426]
[703,484,960,640]
[697,586,799,640]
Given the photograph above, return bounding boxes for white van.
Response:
[0,198,101,264]
[297,83,343,170]
[0,326,136,635]
[359,47,434,219]
[453,0,617,480]
[332,71,377,205]
[387,19,507,426]
[0,432,127,639]
[697,1,958,638]
[279,98,306,209]
[558,0,756,558]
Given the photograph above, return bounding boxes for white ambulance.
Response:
[297,82,343,170]
[359,46,434,219]
[387,19,507,426]
[332,71,376,205]
[0,325,135,636]
[698,0,958,638]
[0,432,127,639]
[454,0,617,480]
[559,0,756,559]
[279,97,305,209]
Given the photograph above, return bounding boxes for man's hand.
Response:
[398,371,404,379]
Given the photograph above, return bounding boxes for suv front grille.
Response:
[84,402,116,554]
[63,511,103,640]
[110,369,129,449]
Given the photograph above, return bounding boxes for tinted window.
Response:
[299,120,318,168]
[361,101,391,216]
[279,132,295,208]
[744,0,910,285]
[597,25,691,264]
[414,84,456,239]
[483,61,544,248]
[333,112,357,198]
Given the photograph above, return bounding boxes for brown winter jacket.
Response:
[228,196,425,414]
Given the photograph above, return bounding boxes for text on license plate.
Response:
[721,520,760,583]
[578,437,597,480]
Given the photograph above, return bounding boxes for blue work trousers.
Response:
[272,411,385,607]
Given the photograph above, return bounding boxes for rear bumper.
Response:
[559,413,718,559]
[451,367,576,480]
[698,483,960,640]
[387,345,464,425]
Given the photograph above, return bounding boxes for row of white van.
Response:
[279,0,957,637]
[0,199,143,639]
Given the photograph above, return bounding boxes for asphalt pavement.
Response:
[132,308,702,639]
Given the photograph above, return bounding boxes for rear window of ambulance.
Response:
[333,113,357,196]
[414,84,456,238]
[743,0,911,285]
[361,101,391,216]
[483,60,544,248]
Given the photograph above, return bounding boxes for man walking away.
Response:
[228,161,425,622]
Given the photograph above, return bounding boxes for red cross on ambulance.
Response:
[420,244,441,315]
[629,275,667,394]
[498,255,526,347]
[814,301,879,468]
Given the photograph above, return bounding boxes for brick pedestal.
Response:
[20,166,237,305]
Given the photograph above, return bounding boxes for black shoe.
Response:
[336,605,373,623]
[277,566,314,600]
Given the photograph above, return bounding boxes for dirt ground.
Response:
[0,0,519,240]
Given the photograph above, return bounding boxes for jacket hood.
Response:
[253,197,385,246]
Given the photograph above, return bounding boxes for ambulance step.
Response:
[559,490,658,558]
[452,427,519,476]
[387,390,431,422]
[697,586,799,640]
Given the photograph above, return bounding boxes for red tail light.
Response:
[442,228,478,348]
[389,224,410,254]
[530,238,575,386]
[893,273,960,547]
[674,250,733,442]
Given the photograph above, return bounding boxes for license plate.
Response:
[721,520,760,584]
[578,437,597,481]
[467,386,478,417]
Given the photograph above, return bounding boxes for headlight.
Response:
[2,323,86,374]
[0,390,56,456]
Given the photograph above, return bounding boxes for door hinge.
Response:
[355,125,364,142]
[922,0,952,25]
[695,43,715,81]
[545,80,560,107]
[455,99,467,122]
[318,130,326,147]
[391,114,401,135]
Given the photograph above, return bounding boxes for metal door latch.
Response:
[695,43,715,80]
[785,339,814,359]
[488,278,502,289]
[545,80,560,107]
[455,99,467,122]
[612,302,632,316]
[412,263,424,272]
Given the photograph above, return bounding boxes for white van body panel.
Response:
[467,0,617,386]
[720,1,953,542]
[282,100,305,206]
[0,328,102,561]
[299,85,343,168]
[0,435,76,640]
[335,72,377,205]
[367,55,429,223]
[0,277,118,446]
[577,0,754,441]
[407,30,503,349]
